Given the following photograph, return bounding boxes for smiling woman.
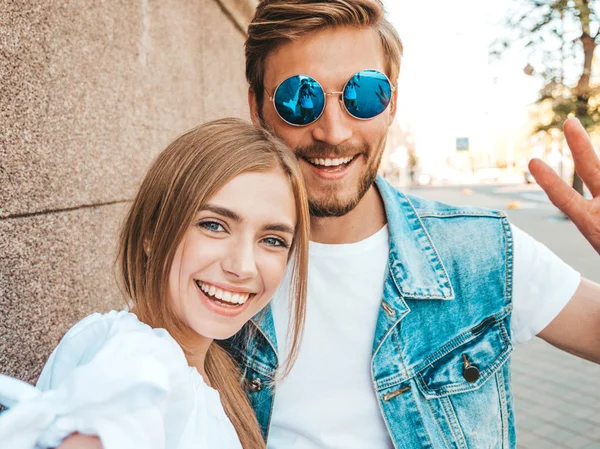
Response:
[0,118,310,449]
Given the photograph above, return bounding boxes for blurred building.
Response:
[380,119,416,187]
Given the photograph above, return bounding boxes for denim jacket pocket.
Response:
[416,316,512,398]
[414,316,513,449]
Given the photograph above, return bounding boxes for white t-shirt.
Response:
[0,311,242,449]
[268,224,580,449]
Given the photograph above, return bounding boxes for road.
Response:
[405,183,600,449]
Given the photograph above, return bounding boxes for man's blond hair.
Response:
[246,0,403,112]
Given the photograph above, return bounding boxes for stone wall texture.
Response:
[0,0,256,383]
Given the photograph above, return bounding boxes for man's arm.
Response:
[538,278,600,364]
[530,118,600,363]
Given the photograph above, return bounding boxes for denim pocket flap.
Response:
[416,317,512,399]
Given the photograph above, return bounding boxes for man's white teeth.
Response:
[198,281,250,305]
[308,156,354,166]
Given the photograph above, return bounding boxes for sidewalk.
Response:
[514,339,600,448]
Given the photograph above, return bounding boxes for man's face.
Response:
[252,26,397,217]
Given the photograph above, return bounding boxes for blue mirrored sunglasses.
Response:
[267,69,395,126]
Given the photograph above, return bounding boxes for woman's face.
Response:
[169,169,297,341]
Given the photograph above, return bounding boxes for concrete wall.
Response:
[0,0,256,382]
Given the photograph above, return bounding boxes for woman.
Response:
[0,118,309,449]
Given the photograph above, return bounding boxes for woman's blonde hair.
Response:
[117,118,309,449]
[245,0,403,114]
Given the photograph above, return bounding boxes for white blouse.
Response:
[0,310,244,449]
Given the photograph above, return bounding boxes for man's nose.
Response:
[221,239,258,280]
[311,94,353,146]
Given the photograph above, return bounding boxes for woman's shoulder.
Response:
[59,310,157,345]
[1,312,199,448]
[37,310,185,390]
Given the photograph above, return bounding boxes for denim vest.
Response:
[223,176,515,449]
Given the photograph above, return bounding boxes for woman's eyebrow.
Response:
[200,204,241,221]
[263,223,294,234]
[200,204,294,234]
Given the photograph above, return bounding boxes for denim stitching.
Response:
[389,196,455,299]
[415,319,513,397]
[371,308,411,378]
[407,383,437,449]
[418,210,506,218]
[415,308,511,371]
[375,327,412,390]
[423,390,454,449]
[373,370,401,449]
[235,344,276,379]
[495,369,509,449]
[502,217,515,336]
[440,396,468,449]
[417,341,511,397]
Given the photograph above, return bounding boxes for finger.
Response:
[529,158,587,220]
[564,118,600,196]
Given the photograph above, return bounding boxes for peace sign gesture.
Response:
[529,118,600,254]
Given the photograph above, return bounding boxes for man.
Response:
[226,1,600,448]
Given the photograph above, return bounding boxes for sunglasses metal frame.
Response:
[265,69,397,127]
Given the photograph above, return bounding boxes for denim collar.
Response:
[375,175,454,301]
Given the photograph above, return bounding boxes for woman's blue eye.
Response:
[199,221,224,232]
[264,237,289,248]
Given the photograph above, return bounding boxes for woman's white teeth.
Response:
[308,156,354,166]
[198,281,250,305]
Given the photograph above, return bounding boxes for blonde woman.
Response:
[0,118,309,449]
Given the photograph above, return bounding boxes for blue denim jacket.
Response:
[223,176,515,448]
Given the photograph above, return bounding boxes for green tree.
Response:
[492,0,600,194]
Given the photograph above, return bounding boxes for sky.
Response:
[384,0,544,173]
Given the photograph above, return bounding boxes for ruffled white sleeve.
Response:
[0,310,195,449]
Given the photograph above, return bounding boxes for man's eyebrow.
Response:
[200,204,241,221]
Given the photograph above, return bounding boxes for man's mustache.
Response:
[294,142,369,159]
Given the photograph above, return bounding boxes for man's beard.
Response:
[295,140,384,218]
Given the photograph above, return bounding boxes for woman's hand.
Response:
[57,433,103,449]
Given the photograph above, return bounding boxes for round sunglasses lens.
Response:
[274,76,325,126]
[343,70,392,119]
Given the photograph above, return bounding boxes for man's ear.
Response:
[248,88,261,126]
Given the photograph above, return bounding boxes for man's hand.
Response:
[529,117,600,254]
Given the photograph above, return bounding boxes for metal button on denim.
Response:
[462,354,481,383]
[248,378,263,392]
[463,365,481,383]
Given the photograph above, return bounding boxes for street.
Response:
[405,183,600,448]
